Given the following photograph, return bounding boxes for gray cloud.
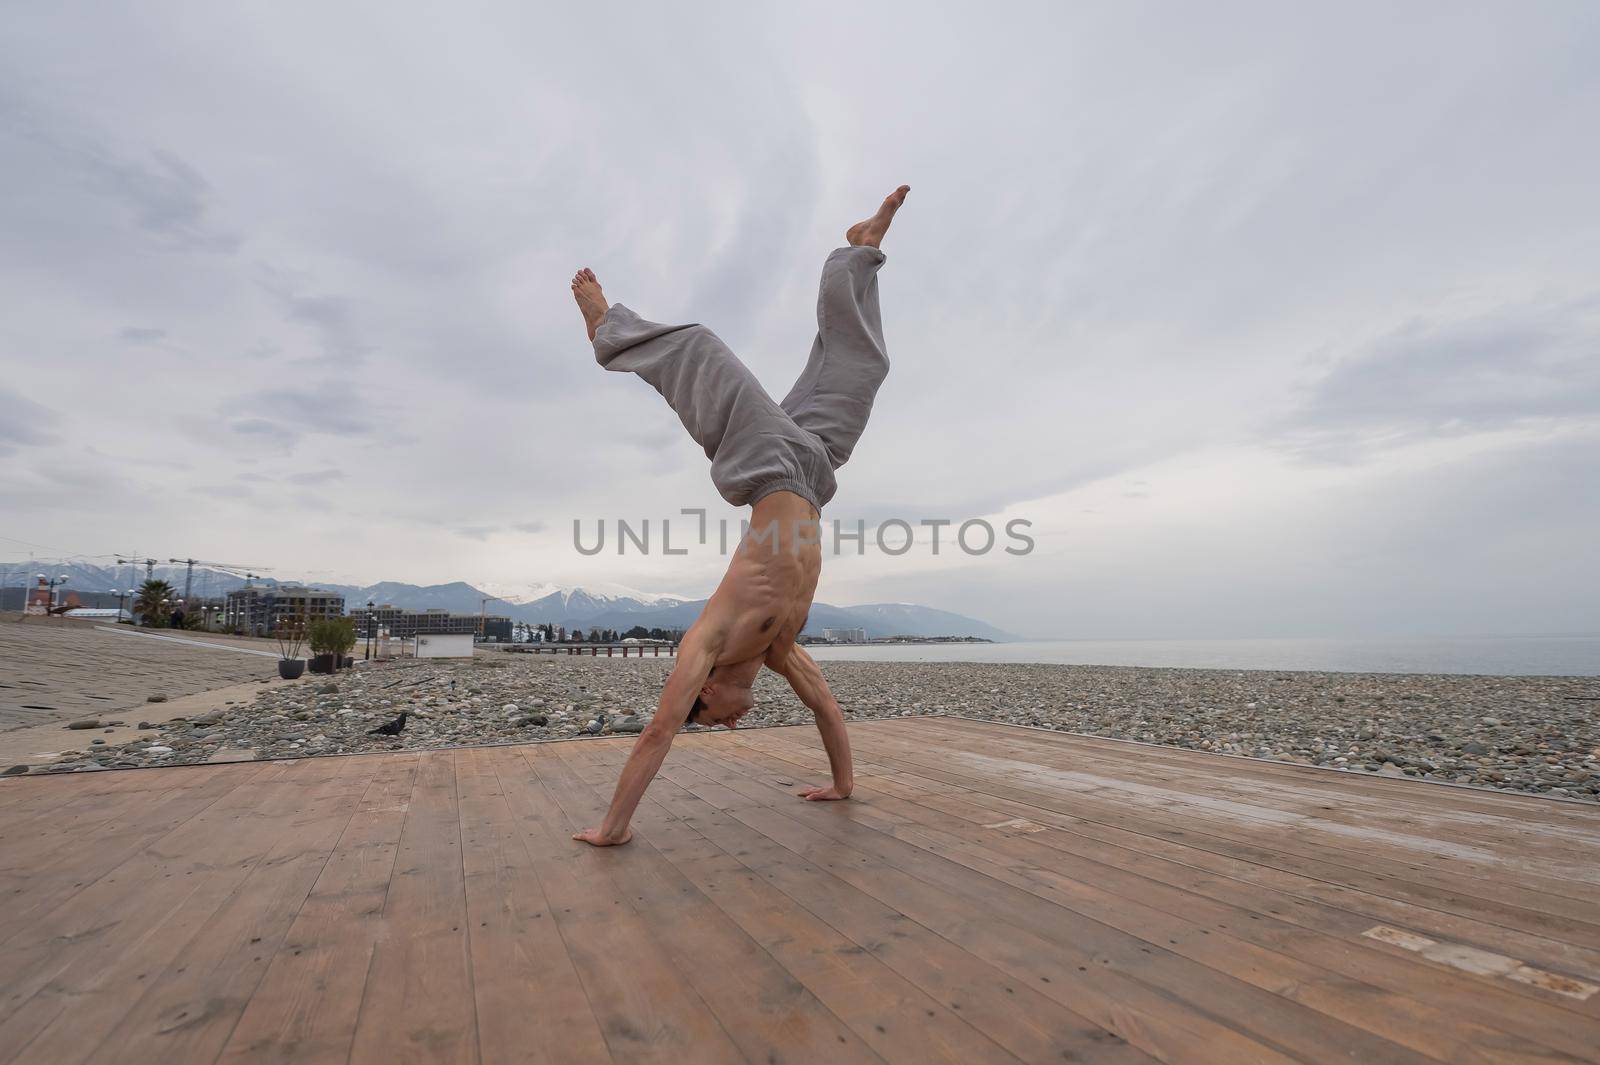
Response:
[231,388,374,437]
[257,272,373,364]
[118,327,167,344]
[0,388,62,454]
[1273,298,1600,461]
[229,418,299,452]
[1,89,238,254]
[2,4,1597,638]
[194,483,253,499]
[287,468,346,486]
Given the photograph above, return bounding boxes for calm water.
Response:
[804,635,1600,676]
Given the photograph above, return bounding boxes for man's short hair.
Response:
[688,696,704,723]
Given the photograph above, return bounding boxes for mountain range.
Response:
[1,562,1017,641]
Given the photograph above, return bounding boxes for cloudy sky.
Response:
[3,2,1596,639]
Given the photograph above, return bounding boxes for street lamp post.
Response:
[365,599,375,660]
[39,573,69,611]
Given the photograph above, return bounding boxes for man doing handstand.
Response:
[569,185,909,846]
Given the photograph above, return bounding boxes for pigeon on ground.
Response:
[584,712,607,735]
[368,711,408,736]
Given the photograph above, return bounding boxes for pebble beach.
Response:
[26,654,1600,802]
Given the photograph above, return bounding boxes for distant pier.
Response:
[503,643,678,657]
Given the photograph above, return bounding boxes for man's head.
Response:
[688,667,754,728]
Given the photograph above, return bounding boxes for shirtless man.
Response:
[568,185,910,846]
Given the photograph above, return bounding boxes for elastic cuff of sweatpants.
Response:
[831,245,886,266]
[749,479,822,512]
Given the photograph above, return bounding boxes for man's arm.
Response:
[571,629,718,846]
[767,644,853,800]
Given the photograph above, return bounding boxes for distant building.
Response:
[356,604,512,641]
[413,633,475,659]
[63,607,132,621]
[823,627,868,644]
[225,585,345,636]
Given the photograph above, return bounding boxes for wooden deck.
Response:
[1,717,1597,1064]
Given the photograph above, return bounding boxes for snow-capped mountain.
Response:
[3,561,1015,639]
[482,581,692,609]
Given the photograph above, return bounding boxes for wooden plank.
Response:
[215,753,420,1065]
[580,739,1163,1064]
[835,724,1600,960]
[660,747,1331,1065]
[453,746,611,1065]
[347,752,478,1065]
[925,717,1600,830]
[851,722,1600,959]
[557,741,1030,1064]
[0,758,349,1063]
[740,731,1599,1063]
[0,766,248,897]
[913,718,1600,901]
[905,719,1600,908]
[839,723,1600,966]
[756,729,1600,1030]
[2,718,1589,1065]
[0,765,262,949]
[674,744,1455,1065]
[488,744,745,1064]
[532,742,882,1063]
[0,765,200,825]
[74,758,375,1065]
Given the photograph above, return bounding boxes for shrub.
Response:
[308,616,358,657]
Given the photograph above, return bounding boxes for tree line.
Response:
[517,622,684,644]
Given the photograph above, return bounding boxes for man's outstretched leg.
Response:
[781,185,909,470]
[571,268,835,509]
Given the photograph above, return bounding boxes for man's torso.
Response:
[699,491,822,672]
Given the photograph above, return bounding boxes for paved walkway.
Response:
[0,620,276,732]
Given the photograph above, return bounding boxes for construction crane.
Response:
[480,596,505,639]
[167,559,273,600]
[116,557,161,583]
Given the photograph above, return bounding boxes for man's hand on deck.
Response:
[798,784,850,802]
[572,827,634,847]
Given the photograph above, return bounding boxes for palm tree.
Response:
[134,578,176,627]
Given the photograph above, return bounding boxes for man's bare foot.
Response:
[845,185,910,249]
[571,267,609,341]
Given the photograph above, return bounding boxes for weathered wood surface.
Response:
[2,717,1596,1063]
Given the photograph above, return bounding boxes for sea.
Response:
[803,634,1600,677]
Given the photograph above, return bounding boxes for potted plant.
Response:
[308,616,357,674]
[275,615,308,680]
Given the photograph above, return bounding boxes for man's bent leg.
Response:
[594,304,832,508]
[778,246,890,470]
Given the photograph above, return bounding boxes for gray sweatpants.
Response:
[593,245,889,511]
